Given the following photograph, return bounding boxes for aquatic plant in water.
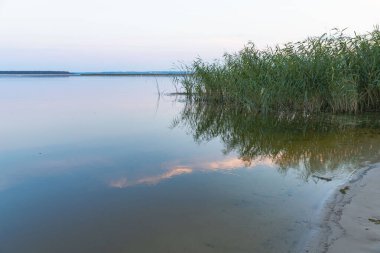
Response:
[179,26,380,113]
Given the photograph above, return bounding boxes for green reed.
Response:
[179,26,380,113]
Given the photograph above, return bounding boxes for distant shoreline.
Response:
[0,71,189,76]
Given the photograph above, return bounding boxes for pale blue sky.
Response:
[0,0,379,71]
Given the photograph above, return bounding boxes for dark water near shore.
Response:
[0,76,380,253]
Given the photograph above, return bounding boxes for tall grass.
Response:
[180,26,380,113]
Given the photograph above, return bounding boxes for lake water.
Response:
[0,76,379,253]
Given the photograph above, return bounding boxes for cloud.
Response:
[109,156,274,188]
[109,167,193,188]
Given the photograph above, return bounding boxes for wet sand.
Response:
[306,163,380,253]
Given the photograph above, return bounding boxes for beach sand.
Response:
[305,163,380,253]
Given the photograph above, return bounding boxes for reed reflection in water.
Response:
[172,99,380,181]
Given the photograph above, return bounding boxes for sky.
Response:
[0,0,379,71]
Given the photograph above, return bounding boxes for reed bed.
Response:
[179,27,380,113]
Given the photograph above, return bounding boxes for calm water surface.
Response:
[0,76,379,253]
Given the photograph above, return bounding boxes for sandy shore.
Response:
[305,163,380,253]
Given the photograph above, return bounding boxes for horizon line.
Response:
[0,70,190,76]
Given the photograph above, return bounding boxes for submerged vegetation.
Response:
[179,27,380,113]
[173,100,380,180]
[368,218,380,225]
[339,186,350,194]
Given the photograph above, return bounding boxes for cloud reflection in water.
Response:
[109,157,274,188]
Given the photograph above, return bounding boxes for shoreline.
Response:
[0,71,190,77]
[304,163,380,253]
[0,73,187,77]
